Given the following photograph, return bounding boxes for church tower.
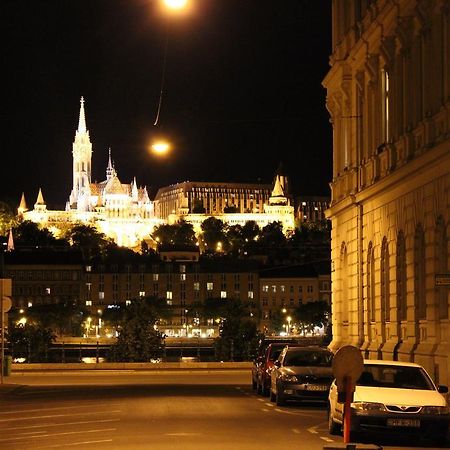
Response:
[68,97,92,211]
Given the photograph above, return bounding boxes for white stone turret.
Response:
[132,177,139,202]
[34,188,47,212]
[18,192,28,216]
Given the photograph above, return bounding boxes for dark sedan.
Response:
[270,346,333,406]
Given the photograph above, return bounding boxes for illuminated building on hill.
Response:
[20,98,296,248]
[21,97,162,248]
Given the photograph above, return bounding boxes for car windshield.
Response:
[269,347,284,361]
[283,351,332,367]
[357,365,435,390]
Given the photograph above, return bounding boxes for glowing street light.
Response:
[163,0,188,10]
[151,140,171,156]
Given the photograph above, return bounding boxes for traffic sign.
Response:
[332,345,364,392]
[2,297,11,313]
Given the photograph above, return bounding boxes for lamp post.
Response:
[286,316,291,336]
[152,0,190,125]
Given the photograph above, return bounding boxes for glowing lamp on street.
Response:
[163,0,188,9]
[151,140,171,156]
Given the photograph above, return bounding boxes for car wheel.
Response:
[327,406,341,435]
[276,390,286,406]
[432,432,447,447]
[270,389,276,402]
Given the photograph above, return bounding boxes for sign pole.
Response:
[343,375,352,443]
[0,297,3,385]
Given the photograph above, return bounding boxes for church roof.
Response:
[104,175,126,195]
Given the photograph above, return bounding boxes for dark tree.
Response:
[107,298,165,362]
[294,301,330,336]
[11,303,88,338]
[214,300,262,361]
[0,201,17,236]
[200,217,228,253]
[14,220,67,248]
[65,224,114,261]
[8,323,55,363]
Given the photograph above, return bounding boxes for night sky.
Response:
[2,0,332,209]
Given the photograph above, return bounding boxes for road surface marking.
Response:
[261,408,269,412]
[0,410,122,423]
[0,404,121,415]
[307,426,319,434]
[15,430,47,436]
[274,408,319,417]
[257,398,265,402]
[36,439,113,448]
[264,402,274,407]
[165,433,202,436]
[0,428,117,442]
[2,418,120,431]
[292,428,301,434]
[320,436,334,442]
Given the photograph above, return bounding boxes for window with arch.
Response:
[396,231,407,321]
[436,217,448,319]
[367,242,375,323]
[340,242,349,324]
[381,237,390,322]
[414,224,426,320]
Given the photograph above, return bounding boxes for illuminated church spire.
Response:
[69,96,93,211]
[78,96,87,133]
[106,148,114,180]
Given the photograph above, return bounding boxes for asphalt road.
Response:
[0,370,448,450]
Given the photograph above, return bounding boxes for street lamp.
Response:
[163,0,188,10]
[286,316,292,336]
[153,0,190,127]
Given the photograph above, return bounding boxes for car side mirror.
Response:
[438,385,448,394]
[273,360,281,368]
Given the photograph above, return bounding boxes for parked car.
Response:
[256,343,293,396]
[328,360,450,446]
[270,346,334,406]
[251,337,301,390]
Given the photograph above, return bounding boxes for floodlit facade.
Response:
[324,1,450,383]
[21,98,296,247]
[21,97,163,248]
[156,168,296,235]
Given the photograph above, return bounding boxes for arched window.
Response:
[436,217,448,319]
[414,224,426,320]
[367,242,375,322]
[396,231,407,321]
[381,237,390,322]
[341,242,349,324]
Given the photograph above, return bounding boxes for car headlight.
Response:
[351,402,386,411]
[279,374,298,382]
[421,406,450,415]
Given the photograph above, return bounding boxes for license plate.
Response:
[387,418,420,427]
[306,385,328,391]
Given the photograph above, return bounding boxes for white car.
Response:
[328,360,449,446]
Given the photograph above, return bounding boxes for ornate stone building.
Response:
[155,165,296,234]
[21,97,162,248]
[324,1,450,383]
[20,98,296,247]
